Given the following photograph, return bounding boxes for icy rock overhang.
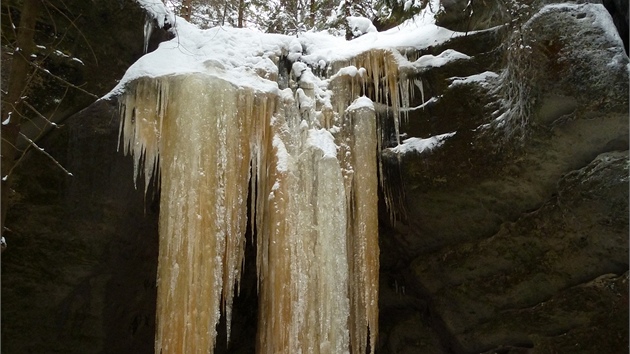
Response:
[113,3,481,353]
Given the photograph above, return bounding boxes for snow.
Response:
[389,132,456,154]
[448,71,498,88]
[400,49,470,73]
[107,0,472,101]
[400,96,440,112]
[347,96,374,111]
[135,0,174,28]
[299,22,464,66]
[307,128,338,158]
[292,61,308,78]
[347,16,377,37]
[332,65,360,79]
[273,135,289,172]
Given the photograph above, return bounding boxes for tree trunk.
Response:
[182,0,193,21]
[237,0,245,28]
[344,0,353,40]
[309,0,315,28]
[1,0,40,237]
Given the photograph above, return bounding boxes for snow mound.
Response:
[388,132,456,154]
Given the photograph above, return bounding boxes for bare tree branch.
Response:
[18,132,73,177]
[22,99,61,129]
[29,61,99,98]
[43,0,98,65]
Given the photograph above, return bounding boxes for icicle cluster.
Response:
[330,49,423,222]
[119,66,380,353]
[120,75,275,353]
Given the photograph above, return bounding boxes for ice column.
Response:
[120,74,274,354]
[256,95,352,354]
[342,101,379,354]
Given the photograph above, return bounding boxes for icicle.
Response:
[415,78,425,108]
[333,50,408,223]
[143,16,154,54]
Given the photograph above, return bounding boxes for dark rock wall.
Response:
[1,1,163,352]
[378,1,629,353]
[2,1,628,354]
[2,100,159,353]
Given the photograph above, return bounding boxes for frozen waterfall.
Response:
[115,7,464,352]
[119,69,380,354]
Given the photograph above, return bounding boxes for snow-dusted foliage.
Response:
[374,0,441,28]
[488,0,536,138]
[491,1,628,139]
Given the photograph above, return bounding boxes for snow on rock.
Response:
[389,132,456,154]
[292,61,309,79]
[135,0,174,28]
[332,65,360,79]
[307,128,338,158]
[347,96,375,111]
[106,22,295,99]
[448,71,499,88]
[299,22,465,66]
[526,3,625,49]
[109,1,473,102]
[347,16,377,38]
[399,49,471,74]
[288,38,303,61]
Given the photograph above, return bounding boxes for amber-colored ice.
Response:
[118,48,417,353]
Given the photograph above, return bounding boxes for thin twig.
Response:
[44,0,98,65]
[6,103,45,133]
[18,132,73,176]
[5,4,18,39]
[41,0,58,41]
[22,99,61,129]
[1,136,23,152]
[29,61,98,98]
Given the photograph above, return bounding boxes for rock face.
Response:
[1,1,165,352]
[2,1,628,354]
[378,1,629,353]
[1,100,160,353]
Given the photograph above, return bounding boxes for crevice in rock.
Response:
[602,0,629,54]
[399,264,467,354]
